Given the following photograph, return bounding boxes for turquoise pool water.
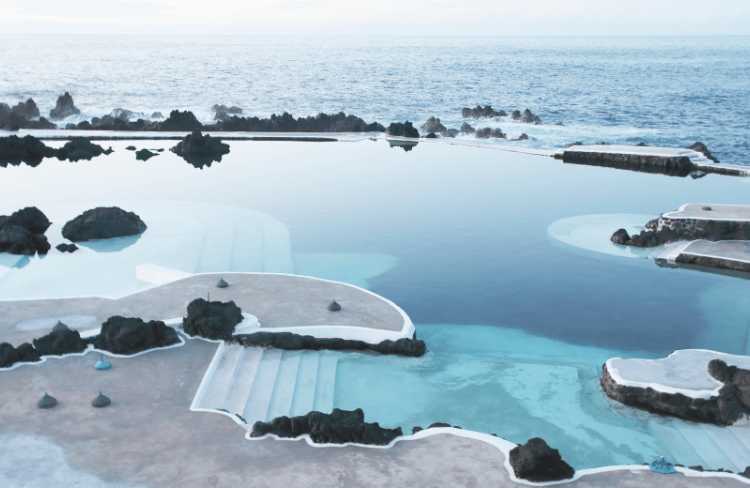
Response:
[2,138,750,468]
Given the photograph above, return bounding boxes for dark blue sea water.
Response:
[1,35,749,165]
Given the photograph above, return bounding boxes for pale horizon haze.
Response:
[1,0,749,36]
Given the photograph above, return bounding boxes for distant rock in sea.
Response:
[510,109,542,125]
[459,122,476,134]
[475,127,505,139]
[386,122,419,138]
[49,92,81,120]
[461,105,506,119]
[212,104,243,121]
[158,110,203,132]
[11,98,40,119]
[687,142,719,164]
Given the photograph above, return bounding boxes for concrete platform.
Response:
[554,145,749,177]
[664,204,750,222]
[0,272,412,347]
[657,240,750,274]
[2,337,747,488]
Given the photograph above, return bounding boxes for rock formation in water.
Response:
[687,142,719,164]
[611,209,750,248]
[251,408,402,446]
[600,359,750,426]
[183,298,243,341]
[159,110,203,132]
[32,328,87,356]
[511,133,529,141]
[170,130,230,168]
[510,109,542,125]
[509,438,575,482]
[386,122,419,138]
[57,138,113,162]
[93,316,180,355]
[461,105,506,119]
[55,243,78,253]
[234,332,427,357]
[135,148,157,161]
[213,111,385,133]
[419,117,457,137]
[475,128,505,139]
[459,122,476,134]
[12,99,40,119]
[212,104,243,121]
[62,206,147,242]
[0,135,111,166]
[49,92,81,120]
[0,342,42,368]
[0,206,51,256]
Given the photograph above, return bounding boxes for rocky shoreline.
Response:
[234,331,426,357]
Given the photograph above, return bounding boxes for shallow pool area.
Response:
[3,138,750,471]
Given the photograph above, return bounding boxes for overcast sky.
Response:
[2,0,749,36]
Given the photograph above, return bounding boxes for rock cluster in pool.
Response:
[0,206,51,256]
[62,206,147,242]
[600,359,750,426]
[612,206,750,248]
[250,408,402,446]
[169,130,230,168]
[0,135,113,167]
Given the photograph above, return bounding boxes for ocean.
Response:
[1,35,749,165]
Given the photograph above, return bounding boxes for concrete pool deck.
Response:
[1,337,748,488]
[0,272,411,347]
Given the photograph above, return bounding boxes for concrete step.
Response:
[242,349,283,424]
[231,225,263,271]
[195,224,235,273]
[648,422,704,467]
[704,425,750,472]
[313,353,338,414]
[676,423,740,471]
[222,348,264,415]
[199,344,245,410]
[265,351,303,421]
[289,352,319,417]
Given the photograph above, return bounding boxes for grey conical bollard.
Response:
[91,392,111,408]
[327,300,341,312]
[52,321,69,332]
[216,278,228,288]
[37,392,57,409]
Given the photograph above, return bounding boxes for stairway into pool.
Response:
[195,344,338,425]
[650,420,750,472]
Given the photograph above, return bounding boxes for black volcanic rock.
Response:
[509,438,575,482]
[475,128,505,139]
[0,342,42,368]
[158,110,203,131]
[55,243,79,253]
[93,316,179,355]
[170,130,229,168]
[62,206,147,242]
[512,133,529,141]
[251,408,402,446]
[183,298,243,341]
[213,111,384,133]
[11,98,40,119]
[235,332,426,357]
[461,105,506,119]
[213,104,243,121]
[0,225,50,255]
[56,138,112,162]
[420,116,446,134]
[459,122,476,134]
[610,228,631,245]
[49,92,81,120]
[687,142,719,164]
[135,148,157,161]
[386,122,419,138]
[511,109,542,124]
[3,206,51,234]
[0,135,55,165]
[33,328,87,356]
[0,103,10,120]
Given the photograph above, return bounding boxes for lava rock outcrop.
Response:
[183,298,243,341]
[509,438,575,482]
[251,408,402,446]
[62,206,147,242]
[234,332,426,357]
[169,130,230,168]
[93,316,180,355]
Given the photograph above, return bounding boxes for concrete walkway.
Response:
[0,338,746,488]
[0,273,407,346]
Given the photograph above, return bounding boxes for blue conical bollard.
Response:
[94,353,112,371]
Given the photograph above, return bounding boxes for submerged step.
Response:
[675,423,740,471]
[222,348,264,415]
[313,353,338,414]
[242,349,283,424]
[703,425,750,471]
[265,351,303,420]
[195,224,235,273]
[231,225,263,271]
[199,344,245,410]
[648,422,704,468]
[289,352,320,417]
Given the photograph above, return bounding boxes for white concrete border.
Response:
[663,204,750,222]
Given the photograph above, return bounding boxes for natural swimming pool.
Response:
[2,137,750,469]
